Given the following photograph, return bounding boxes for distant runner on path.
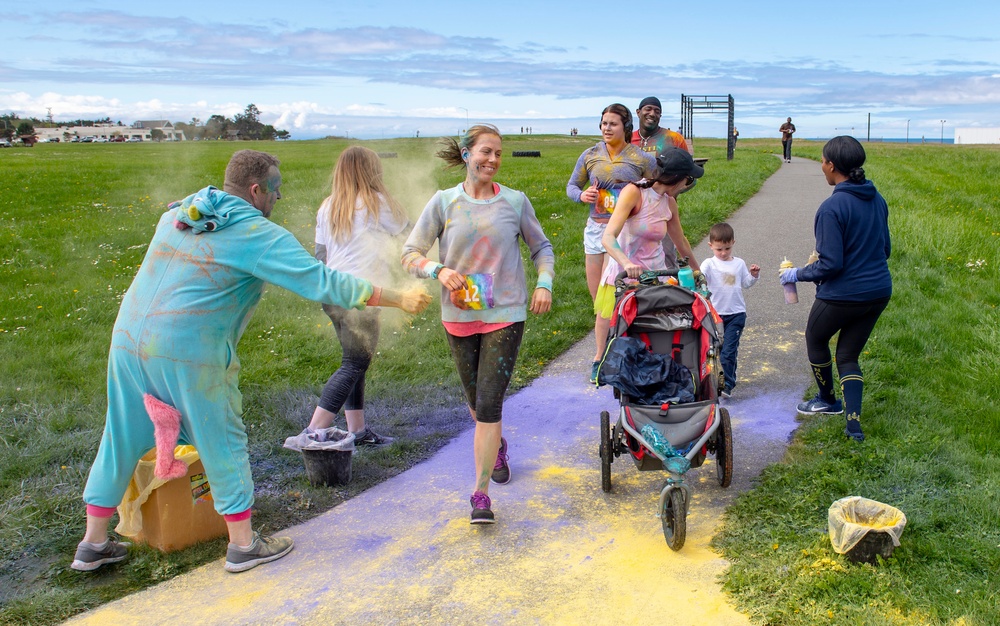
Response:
[779,117,796,163]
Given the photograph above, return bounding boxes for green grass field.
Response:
[1,137,997,624]
[714,141,1000,625]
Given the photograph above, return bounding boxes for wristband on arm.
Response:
[366,286,409,309]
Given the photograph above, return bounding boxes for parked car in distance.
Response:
[80,136,95,143]
[127,137,142,142]
[0,139,11,148]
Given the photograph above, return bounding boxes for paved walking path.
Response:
[69,156,832,626]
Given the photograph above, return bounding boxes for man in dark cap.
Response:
[631,96,693,156]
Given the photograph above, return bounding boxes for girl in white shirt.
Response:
[308,146,410,445]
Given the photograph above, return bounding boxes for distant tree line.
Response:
[175,104,290,141]
[0,104,289,142]
[1,113,36,141]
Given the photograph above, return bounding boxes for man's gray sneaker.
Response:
[353,426,393,447]
[224,533,294,573]
[71,538,131,572]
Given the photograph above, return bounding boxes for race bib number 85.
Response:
[594,188,620,215]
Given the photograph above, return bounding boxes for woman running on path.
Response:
[594,148,703,371]
[566,103,656,382]
[402,124,554,524]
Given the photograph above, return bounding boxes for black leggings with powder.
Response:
[445,322,524,424]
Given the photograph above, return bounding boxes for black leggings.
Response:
[805,297,889,374]
[806,297,888,419]
[445,322,525,424]
[318,305,380,413]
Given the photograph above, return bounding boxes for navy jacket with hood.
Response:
[797,179,892,302]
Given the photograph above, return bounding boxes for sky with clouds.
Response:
[2,0,999,140]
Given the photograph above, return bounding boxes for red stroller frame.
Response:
[597,269,734,550]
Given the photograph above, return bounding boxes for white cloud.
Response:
[4,7,1000,137]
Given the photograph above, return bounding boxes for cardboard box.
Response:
[134,459,229,552]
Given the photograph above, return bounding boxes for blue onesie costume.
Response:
[83,186,373,515]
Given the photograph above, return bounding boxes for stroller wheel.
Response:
[600,410,613,492]
[661,487,687,551]
[716,407,733,488]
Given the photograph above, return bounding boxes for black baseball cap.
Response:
[655,147,704,180]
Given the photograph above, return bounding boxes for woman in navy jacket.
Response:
[780,136,891,442]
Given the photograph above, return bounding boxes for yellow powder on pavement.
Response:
[69,460,749,625]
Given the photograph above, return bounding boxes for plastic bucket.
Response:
[845,530,896,564]
[301,448,353,486]
[828,496,906,565]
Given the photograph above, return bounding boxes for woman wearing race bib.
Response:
[402,124,554,525]
[566,103,656,382]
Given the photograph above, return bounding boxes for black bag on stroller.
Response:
[597,336,695,405]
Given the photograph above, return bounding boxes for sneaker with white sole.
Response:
[797,395,844,414]
[71,538,131,572]
[353,426,393,447]
[470,491,495,524]
[491,437,510,485]
[224,533,294,573]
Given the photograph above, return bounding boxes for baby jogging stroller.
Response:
[596,268,734,551]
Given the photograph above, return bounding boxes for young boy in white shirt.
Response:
[701,223,760,397]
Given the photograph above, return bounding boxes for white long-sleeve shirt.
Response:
[701,256,757,315]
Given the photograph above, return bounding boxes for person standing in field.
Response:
[403,124,554,524]
[302,146,411,446]
[631,96,693,156]
[566,103,656,383]
[780,117,796,163]
[780,136,891,442]
[72,150,430,574]
[700,222,760,398]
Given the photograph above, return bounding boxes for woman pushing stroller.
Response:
[594,147,704,375]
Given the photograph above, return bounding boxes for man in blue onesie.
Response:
[72,150,430,573]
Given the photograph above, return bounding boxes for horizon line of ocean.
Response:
[805,137,955,144]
